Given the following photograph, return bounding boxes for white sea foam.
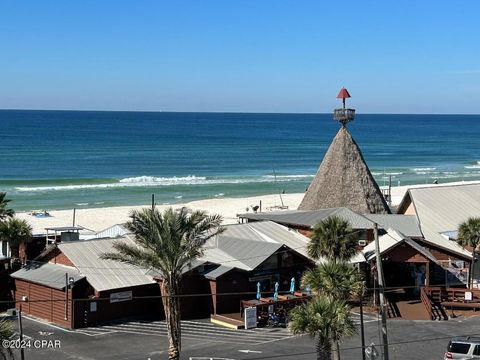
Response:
[75,203,89,206]
[262,174,314,179]
[15,174,311,192]
[465,161,480,169]
[214,193,225,197]
[412,167,436,172]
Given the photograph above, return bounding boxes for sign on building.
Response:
[90,302,97,312]
[244,307,257,329]
[110,290,133,303]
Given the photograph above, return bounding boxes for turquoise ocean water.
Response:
[0,110,479,211]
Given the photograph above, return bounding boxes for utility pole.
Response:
[374,223,389,360]
[18,303,25,360]
[151,194,155,211]
[360,294,366,360]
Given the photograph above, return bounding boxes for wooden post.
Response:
[425,261,430,287]
[65,273,68,321]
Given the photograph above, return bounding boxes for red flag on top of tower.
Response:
[336,87,351,99]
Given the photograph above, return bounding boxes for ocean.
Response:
[1,110,479,211]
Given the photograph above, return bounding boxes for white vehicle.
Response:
[445,337,480,359]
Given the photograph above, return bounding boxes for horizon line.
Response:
[1,108,480,116]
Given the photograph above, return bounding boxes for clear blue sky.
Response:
[1,1,479,113]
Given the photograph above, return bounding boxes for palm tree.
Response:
[0,193,14,223]
[457,217,480,289]
[289,295,356,360]
[101,207,223,360]
[0,318,14,360]
[0,218,32,259]
[302,261,363,359]
[302,261,363,300]
[309,216,357,262]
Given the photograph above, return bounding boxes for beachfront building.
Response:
[397,183,480,288]
[239,204,478,319]
[11,236,162,329]
[10,220,313,328]
[298,88,390,214]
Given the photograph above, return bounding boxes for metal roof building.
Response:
[238,207,422,237]
[11,262,85,290]
[238,207,375,230]
[58,235,156,292]
[200,221,312,279]
[397,183,480,258]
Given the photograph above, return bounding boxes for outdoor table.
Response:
[260,297,276,303]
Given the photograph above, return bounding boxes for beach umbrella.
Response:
[256,282,261,300]
[290,277,295,294]
[274,282,279,301]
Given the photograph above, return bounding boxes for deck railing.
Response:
[333,108,355,123]
[420,287,434,320]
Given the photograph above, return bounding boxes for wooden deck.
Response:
[211,313,244,329]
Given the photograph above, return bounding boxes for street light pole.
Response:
[360,294,366,360]
[18,303,25,360]
[374,223,389,360]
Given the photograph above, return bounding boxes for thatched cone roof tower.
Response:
[298,89,390,214]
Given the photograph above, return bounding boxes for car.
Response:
[445,337,480,359]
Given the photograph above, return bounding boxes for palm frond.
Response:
[309,215,358,262]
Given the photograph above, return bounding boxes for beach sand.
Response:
[17,179,480,235]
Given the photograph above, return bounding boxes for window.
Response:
[1,241,8,257]
[448,342,470,354]
[473,345,480,356]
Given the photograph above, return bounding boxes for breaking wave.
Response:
[465,161,480,169]
[15,174,312,192]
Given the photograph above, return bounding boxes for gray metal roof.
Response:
[238,207,375,229]
[58,235,156,292]
[218,236,283,270]
[357,229,439,264]
[204,265,234,280]
[221,220,310,258]
[195,221,312,275]
[45,226,84,231]
[11,262,85,290]
[363,214,422,237]
[404,184,480,258]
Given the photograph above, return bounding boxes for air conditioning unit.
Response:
[6,308,17,317]
[358,240,367,247]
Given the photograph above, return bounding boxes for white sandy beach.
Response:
[16,179,480,235]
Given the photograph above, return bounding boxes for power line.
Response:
[0,281,470,304]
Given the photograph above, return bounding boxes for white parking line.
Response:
[77,320,293,345]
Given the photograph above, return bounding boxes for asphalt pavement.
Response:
[4,313,480,359]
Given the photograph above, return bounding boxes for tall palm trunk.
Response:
[160,278,181,360]
[316,337,332,360]
[332,340,340,360]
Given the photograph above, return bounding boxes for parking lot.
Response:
[6,314,480,359]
